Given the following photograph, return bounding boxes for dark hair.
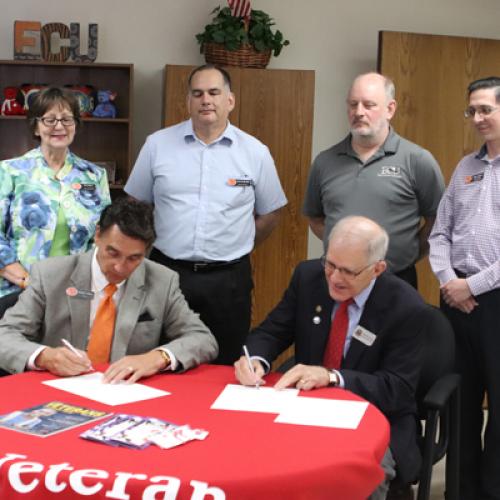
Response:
[467,77,500,102]
[187,64,232,91]
[98,198,156,248]
[27,86,81,140]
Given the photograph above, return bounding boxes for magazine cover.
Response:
[0,401,110,437]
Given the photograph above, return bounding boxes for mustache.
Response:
[352,118,368,125]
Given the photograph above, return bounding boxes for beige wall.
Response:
[1,0,500,257]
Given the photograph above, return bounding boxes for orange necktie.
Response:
[323,299,353,369]
[87,283,117,364]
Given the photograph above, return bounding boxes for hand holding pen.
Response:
[61,339,94,372]
[33,339,92,377]
[234,345,265,387]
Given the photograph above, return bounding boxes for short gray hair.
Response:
[328,216,389,262]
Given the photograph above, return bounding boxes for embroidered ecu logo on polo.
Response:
[378,166,401,177]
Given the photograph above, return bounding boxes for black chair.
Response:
[0,290,21,318]
[0,291,21,377]
[415,305,460,500]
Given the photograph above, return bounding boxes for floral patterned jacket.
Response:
[0,148,111,297]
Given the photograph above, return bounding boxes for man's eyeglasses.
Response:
[320,256,376,279]
[464,105,500,119]
[37,116,76,127]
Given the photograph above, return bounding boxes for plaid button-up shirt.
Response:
[429,144,500,296]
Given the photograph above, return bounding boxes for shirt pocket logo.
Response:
[377,166,401,177]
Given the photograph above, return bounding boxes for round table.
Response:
[0,365,389,499]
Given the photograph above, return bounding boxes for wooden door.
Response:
[163,64,315,366]
[378,31,500,304]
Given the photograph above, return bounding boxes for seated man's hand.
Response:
[103,350,166,384]
[35,347,92,376]
[274,364,330,391]
[234,356,265,386]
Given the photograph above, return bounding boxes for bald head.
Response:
[349,73,395,102]
[328,216,389,263]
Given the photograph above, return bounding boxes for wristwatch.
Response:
[327,369,339,386]
[158,349,171,370]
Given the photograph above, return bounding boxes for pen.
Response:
[61,338,84,358]
[243,344,259,389]
[61,339,94,371]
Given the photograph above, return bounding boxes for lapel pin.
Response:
[66,287,78,297]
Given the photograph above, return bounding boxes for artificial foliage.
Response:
[196,6,290,57]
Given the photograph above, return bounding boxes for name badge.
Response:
[464,173,484,184]
[227,178,255,187]
[353,326,376,346]
[66,287,94,300]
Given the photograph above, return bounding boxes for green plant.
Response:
[196,6,290,57]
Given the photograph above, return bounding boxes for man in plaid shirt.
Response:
[429,76,500,500]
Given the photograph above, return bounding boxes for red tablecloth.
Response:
[0,365,389,499]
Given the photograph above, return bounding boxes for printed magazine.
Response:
[0,401,109,437]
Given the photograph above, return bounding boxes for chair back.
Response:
[416,305,455,409]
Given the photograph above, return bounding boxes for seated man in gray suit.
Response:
[0,198,218,383]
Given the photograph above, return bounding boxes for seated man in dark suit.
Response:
[0,198,218,383]
[235,216,428,500]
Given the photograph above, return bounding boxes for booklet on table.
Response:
[0,401,110,437]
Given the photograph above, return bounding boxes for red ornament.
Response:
[1,86,24,116]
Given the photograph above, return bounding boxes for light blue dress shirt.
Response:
[334,279,376,357]
[334,279,376,387]
[125,120,287,261]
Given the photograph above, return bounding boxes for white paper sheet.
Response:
[43,372,170,406]
[210,384,299,413]
[274,397,369,429]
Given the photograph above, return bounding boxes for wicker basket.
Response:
[203,42,271,69]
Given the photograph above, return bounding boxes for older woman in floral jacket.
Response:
[0,87,110,307]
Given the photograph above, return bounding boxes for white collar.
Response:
[91,248,126,293]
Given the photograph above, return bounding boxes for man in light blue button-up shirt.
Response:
[125,64,287,365]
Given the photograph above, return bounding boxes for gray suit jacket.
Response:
[0,251,218,374]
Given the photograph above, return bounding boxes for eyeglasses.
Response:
[464,105,500,119]
[37,116,76,127]
[320,256,376,279]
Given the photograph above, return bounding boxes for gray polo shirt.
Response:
[303,129,444,272]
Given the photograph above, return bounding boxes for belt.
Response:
[163,255,248,272]
[453,269,468,279]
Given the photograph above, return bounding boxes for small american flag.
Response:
[228,0,251,19]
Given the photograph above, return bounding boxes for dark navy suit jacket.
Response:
[246,259,429,483]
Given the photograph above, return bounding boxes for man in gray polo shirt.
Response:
[303,72,444,287]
